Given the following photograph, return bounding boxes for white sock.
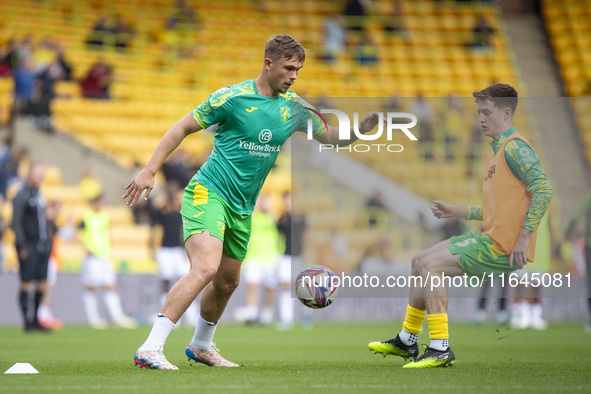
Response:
[244,305,258,322]
[430,338,449,351]
[140,314,176,350]
[82,291,100,323]
[278,289,294,325]
[260,307,274,325]
[104,291,125,322]
[38,305,52,319]
[519,301,530,320]
[531,303,543,321]
[399,329,419,346]
[302,306,313,328]
[190,315,217,351]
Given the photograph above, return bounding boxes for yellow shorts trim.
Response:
[192,182,208,206]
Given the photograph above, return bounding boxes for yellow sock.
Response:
[402,305,426,334]
[427,313,449,340]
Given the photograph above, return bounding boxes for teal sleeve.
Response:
[504,140,554,232]
[466,205,483,220]
[291,97,327,138]
[192,87,233,129]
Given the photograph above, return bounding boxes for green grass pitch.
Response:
[1,321,590,393]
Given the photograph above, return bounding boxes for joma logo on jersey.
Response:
[484,165,496,181]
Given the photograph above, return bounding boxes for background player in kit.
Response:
[369,84,553,368]
[150,181,199,326]
[124,34,381,369]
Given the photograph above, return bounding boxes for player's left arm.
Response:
[314,112,382,146]
[505,140,554,268]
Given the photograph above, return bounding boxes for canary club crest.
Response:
[217,220,225,235]
[280,106,290,122]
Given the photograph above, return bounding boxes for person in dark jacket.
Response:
[12,162,51,332]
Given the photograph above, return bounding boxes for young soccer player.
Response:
[80,194,137,329]
[369,84,553,368]
[124,34,381,369]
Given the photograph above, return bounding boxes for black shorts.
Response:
[18,244,50,282]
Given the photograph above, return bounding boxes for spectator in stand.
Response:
[86,14,110,47]
[322,13,347,63]
[36,59,64,128]
[343,0,368,35]
[12,56,36,117]
[162,0,201,59]
[32,37,57,73]
[81,60,113,99]
[113,16,134,50]
[354,31,379,66]
[383,1,406,37]
[410,93,435,160]
[470,16,495,49]
[0,38,19,77]
[0,138,11,198]
[16,35,34,63]
[55,44,73,81]
[167,0,199,30]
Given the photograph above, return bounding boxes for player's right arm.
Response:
[431,200,474,220]
[123,113,201,206]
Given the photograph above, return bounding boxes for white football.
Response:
[295,265,339,309]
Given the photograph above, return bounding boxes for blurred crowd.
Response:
[0,36,73,132]
[320,0,496,66]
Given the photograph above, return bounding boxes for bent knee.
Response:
[412,254,437,277]
[188,265,218,284]
[214,276,240,295]
[411,254,426,276]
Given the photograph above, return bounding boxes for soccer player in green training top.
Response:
[123,34,381,369]
[368,84,553,368]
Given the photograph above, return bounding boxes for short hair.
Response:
[472,83,518,115]
[264,34,305,62]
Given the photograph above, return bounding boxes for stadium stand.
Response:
[0,0,534,274]
[543,1,591,165]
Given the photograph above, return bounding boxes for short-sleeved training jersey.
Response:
[192,79,326,213]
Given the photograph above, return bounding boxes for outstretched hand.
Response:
[431,200,456,219]
[359,111,383,134]
[122,168,156,207]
